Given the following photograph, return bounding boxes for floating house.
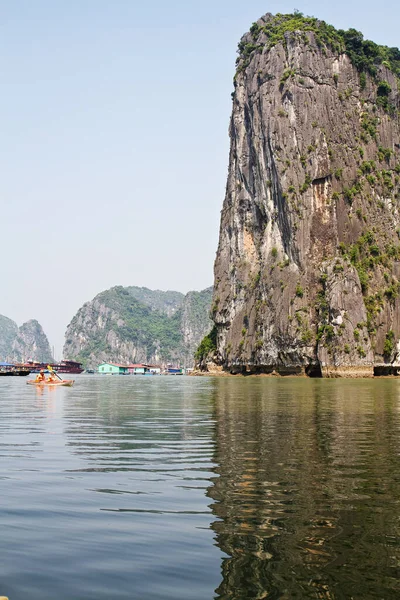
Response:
[97,363,128,375]
[127,364,149,375]
[126,364,162,374]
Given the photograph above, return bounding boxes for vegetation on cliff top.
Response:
[237,12,400,80]
[125,287,184,316]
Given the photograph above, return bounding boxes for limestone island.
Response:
[197,12,400,378]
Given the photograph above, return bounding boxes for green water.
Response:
[1,376,400,599]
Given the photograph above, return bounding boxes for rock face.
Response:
[13,320,54,363]
[0,316,53,362]
[211,13,400,377]
[125,287,183,317]
[63,285,213,368]
[180,288,215,357]
[0,315,18,360]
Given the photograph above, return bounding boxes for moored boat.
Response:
[0,362,31,376]
[23,360,84,374]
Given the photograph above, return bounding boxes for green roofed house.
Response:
[97,363,128,375]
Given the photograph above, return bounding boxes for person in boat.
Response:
[47,373,57,383]
[36,370,46,382]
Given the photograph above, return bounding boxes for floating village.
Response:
[0,359,187,377]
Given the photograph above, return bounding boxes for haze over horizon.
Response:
[2,0,399,357]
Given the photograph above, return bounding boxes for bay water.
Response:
[1,375,400,599]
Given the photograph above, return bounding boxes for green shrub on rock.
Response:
[195,326,217,361]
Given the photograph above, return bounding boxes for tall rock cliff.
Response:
[0,316,53,362]
[211,13,400,377]
[63,285,213,368]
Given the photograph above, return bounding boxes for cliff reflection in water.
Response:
[62,377,215,477]
[208,378,400,599]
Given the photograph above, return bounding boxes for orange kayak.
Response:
[27,379,74,387]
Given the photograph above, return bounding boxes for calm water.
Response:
[1,376,400,599]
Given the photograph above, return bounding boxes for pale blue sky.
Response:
[1,0,399,356]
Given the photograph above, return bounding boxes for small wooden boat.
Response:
[27,379,74,387]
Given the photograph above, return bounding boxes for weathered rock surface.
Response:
[12,320,53,363]
[126,287,184,317]
[63,285,213,368]
[210,13,400,376]
[0,316,53,362]
[0,315,18,360]
[180,288,215,361]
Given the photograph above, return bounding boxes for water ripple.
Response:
[2,376,400,599]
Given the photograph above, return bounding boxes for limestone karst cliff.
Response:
[210,13,400,377]
[0,315,53,362]
[63,285,213,368]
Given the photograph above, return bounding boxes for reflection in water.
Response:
[63,377,215,479]
[0,376,220,600]
[2,376,400,599]
[208,378,400,599]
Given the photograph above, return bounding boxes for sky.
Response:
[1,0,399,357]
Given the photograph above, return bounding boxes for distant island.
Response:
[63,285,213,368]
[0,315,53,363]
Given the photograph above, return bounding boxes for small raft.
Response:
[27,379,74,387]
